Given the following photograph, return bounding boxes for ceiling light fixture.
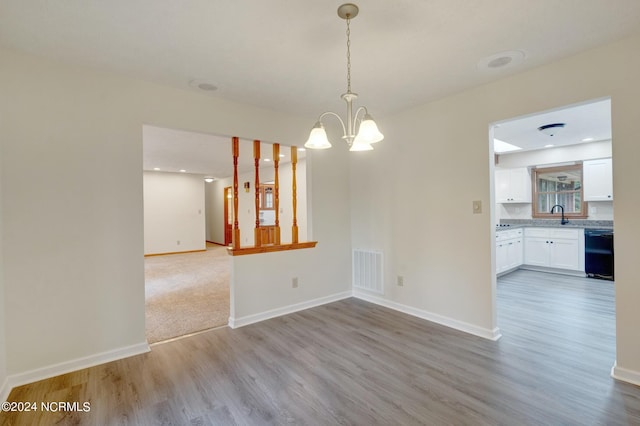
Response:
[204,177,215,183]
[538,123,565,137]
[305,3,384,152]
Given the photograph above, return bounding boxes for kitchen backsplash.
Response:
[497,200,614,222]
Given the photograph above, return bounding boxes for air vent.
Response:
[352,249,383,294]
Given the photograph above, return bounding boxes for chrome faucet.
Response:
[550,204,569,225]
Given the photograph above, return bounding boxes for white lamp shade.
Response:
[304,122,332,149]
[356,114,384,144]
[349,140,374,151]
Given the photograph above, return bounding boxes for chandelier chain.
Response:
[346,17,351,93]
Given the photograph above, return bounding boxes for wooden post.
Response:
[232,137,241,249]
[253,140,262,247]
[273,143,281,245]
[291,146,299,243]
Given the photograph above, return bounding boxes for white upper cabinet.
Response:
[495,168,532,203]
[583,158,613,201]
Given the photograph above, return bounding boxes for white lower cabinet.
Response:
[496,229,523,274]
[523,228,584,272]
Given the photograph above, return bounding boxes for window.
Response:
[532,164,587,218]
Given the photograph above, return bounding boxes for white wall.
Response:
[350,34,640,384]
[0,134,7,398]
[205,179,224,244]
[0,46,350,385]
[143,171,206,254]
[231,148,351,324]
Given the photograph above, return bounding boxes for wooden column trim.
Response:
[291,146,299,244]
[232,137,240,249]
[273,143,281,245]
[253,140,262,247]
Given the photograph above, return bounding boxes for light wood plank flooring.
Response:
[2,270,640,425]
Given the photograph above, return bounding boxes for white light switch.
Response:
[473,200,482,214]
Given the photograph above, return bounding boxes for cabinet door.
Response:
[496,242,508,273]
[505,240,518,270]
[495,168,531,203]
[549,239,581,271]
[509,168,532,202]
[524,237,549,266]
[514,238,524,267]
[583,158,613,201]
[495,169,511,203]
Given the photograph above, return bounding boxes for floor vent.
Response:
[352,249,383,294]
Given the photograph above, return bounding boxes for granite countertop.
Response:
[497,219,613,230]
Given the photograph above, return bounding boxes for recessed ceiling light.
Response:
[204,177,215,183]
[279,154,285,158]
[544,144,555,148]
[494,139,522,153]
[582,137,594,142]
[180,169,187,173]
[477,50,525,71]
[264,158,271,162]
[298,147,306,152]
[188,79,218,91]
[153,167,160,171]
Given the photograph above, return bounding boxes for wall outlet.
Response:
[397,276,404,286]
[292,277,299,288]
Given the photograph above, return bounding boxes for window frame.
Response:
[531,164,588,219]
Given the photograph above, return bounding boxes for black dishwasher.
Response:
[584,229,614,280]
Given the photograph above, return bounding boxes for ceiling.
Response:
[1,2,635,175]
[142,126,304,179]
[494,98,611,154]
[2,1,640,118]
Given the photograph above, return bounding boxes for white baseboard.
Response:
[518,265,586,278]
[611,362,640,387]
[353,289,502,341]
[1,342,150,402]
[228,291,352,329]
[0,376,10,405]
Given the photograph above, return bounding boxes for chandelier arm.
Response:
[318,111,348,139]
[353,106,368,126]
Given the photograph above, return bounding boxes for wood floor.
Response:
[3,270,640,425]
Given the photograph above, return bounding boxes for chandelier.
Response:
[304,3,384,152]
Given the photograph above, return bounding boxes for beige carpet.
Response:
[144,244,230,343]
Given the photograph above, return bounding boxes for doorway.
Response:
[142,125,233,343]
[490,97,615,367]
